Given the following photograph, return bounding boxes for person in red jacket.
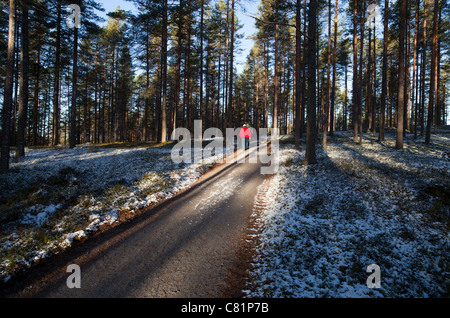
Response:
[239,124,251,150]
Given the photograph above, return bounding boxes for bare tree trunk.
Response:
[396,0,407,149]
[412,0,419,139]
[323,0,331,148]
[33,45,40,146]
[185,0,192,133]
[352,0,359,143]
[305,0,317,165]
[358,0,365,145]
[173,0,183,137]
[12,18,19,148]
[217,40,221,129]
[160,0,168,142]
[94,44,99,143]
[16,0,29,158]
[330,0,338,136]
[300,3,306,138]
[420,0,428,137]
[227,0,235,128]
[263,39,269,128]
[1,0,16,172]
[295,0,302,150]
[200,0,204,126]
[69,27,79,149]
[425,0,439,144]
[344,63,348,131]
[273,5,279,131]
[53,0,62,145]
[406,20,411,135]
[434,2,442,133]
[224,0,229,130]
[372,18,377,137]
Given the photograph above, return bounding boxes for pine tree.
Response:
[0,0,16,172]
[379,0,389,141]
[425,0,440,144]
[53,0,62,146]
[15,0,30,158]
[305,0,317,165]
[396,0,407,149]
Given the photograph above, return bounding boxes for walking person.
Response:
[239,123,251,150]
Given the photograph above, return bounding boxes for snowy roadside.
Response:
[245,131,449,298]
[0,142,228,284]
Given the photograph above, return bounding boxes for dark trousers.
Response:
[242,138,250,150]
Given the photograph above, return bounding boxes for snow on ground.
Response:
[0,142,227,283]
[245,131,449,298]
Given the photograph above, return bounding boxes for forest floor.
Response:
[245,128,450,298]
[0,140,230,285]
[0,128,449,298]
[1,146,265,297]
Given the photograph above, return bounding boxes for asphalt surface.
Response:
[6,147,267,298]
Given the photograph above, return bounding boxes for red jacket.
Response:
[239,126,251,139]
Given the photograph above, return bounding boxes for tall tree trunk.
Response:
[33,45,41,146]
[396,0,407,149]
[305,0,317,165]
[155,45,162,141]
[263,39,269,128]
[344,63,348,131]
[352,0,359,143]
[1,0,16,172]
[16,0,29,158]
[412,0,419,139]
[101,68,107,143]
[420,0,428,136]
[69,27,79,149]
[372,18,377,137]
[358,0,365,144]
[273,5,279,130]
[200,0,204,126]
[224,0,229,130]
[294,0,302,150]
[12,18,19,148]
[53,0,62,145]
[142,23,149,141]
[160,0,168,142]
[94,45,99,143]
[434,1,442,133]
[323,0,331,148]
[367,16,373,133]
[330,0,338,136]
[300,1,306,137]
[113,44,119,141]
[83,74,89,143]
[217,39,221,129]
[425,0,439,144]
[173,0,183,137]
[406,19,411,134]
[185,0,192,133]
[227,0,235,128]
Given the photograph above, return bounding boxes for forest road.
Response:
[7,146,269,298]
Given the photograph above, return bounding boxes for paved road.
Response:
[7,147,267,298]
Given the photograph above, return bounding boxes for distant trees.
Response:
[0,0,449,171]
[233,0,448,162]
